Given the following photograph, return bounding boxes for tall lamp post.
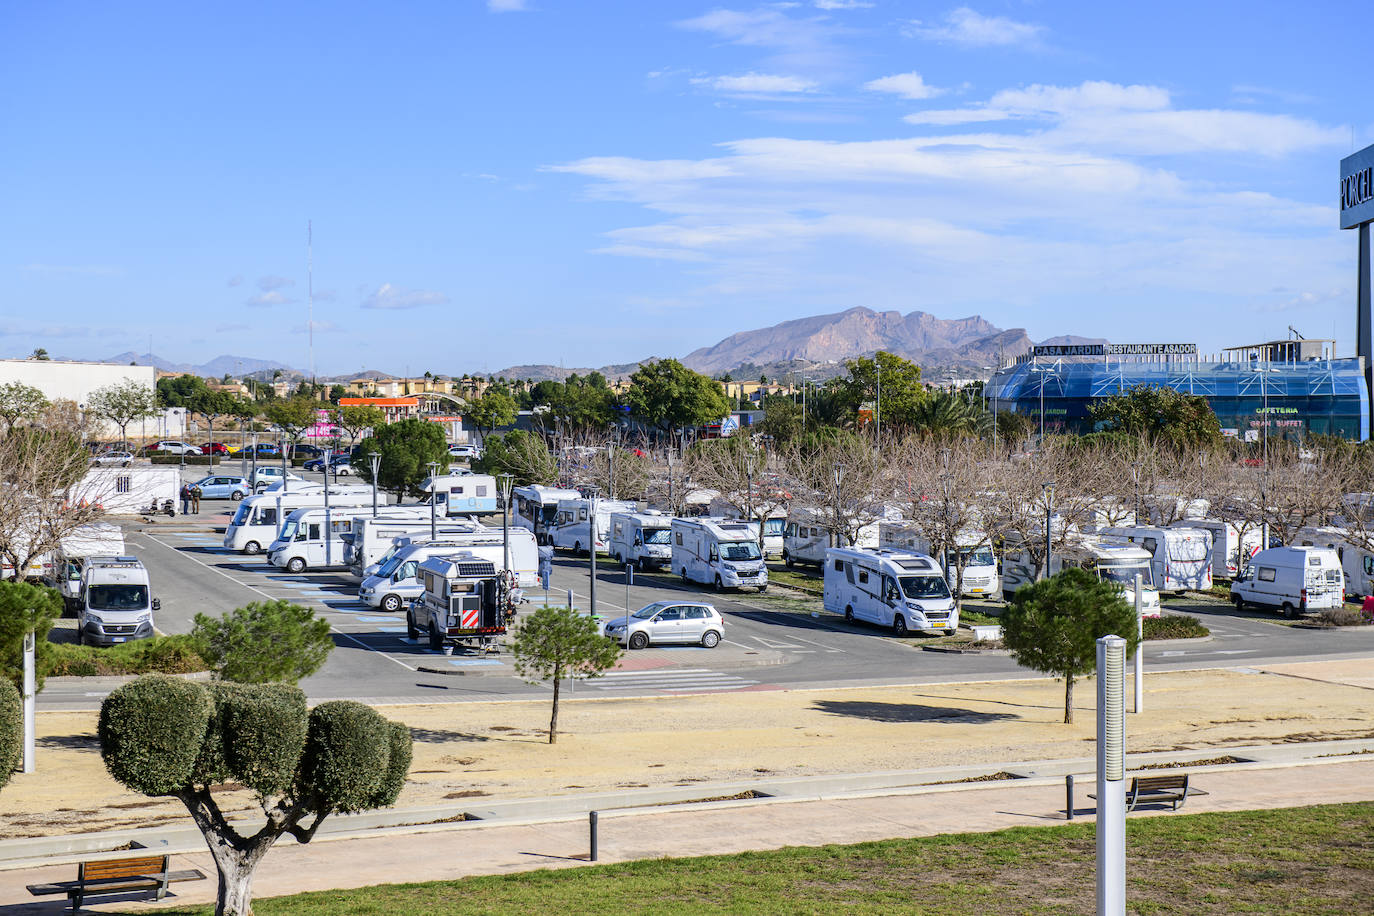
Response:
[832,461,843,548]
[1042,482,1055,580]
[427,459,441,540]
[586,485,600,615]
[368,451,381,517]
[497,473,515,581]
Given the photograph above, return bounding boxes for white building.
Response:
[0,358,157,438]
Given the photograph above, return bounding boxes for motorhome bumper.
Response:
[81,619,154,646]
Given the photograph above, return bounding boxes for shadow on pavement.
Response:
[812,700,1017,724]
[408,726,491,744]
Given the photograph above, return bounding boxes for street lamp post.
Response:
[497,473,515,581]
[427,460,441,540]
[1043,482,1055,580]
[368,451,381,517]
[586,486,600,616]
[832,461,843,548]
[280,437,289,494]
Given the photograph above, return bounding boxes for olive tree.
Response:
[1001,568,1140,724]
[86,379,157,450]
[0,382,48,432]
[191,600,333,685]
[511,605,621,744]
[99,675,412,916]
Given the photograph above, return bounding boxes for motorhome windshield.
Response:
[722,541,761,561]
[87,584,148,611]
[900,575,951,600]
[955,547,996,567]
[279,521,298,542]
[1100,563,1153,587]
[231,503,252,526]
[643,528,672,545]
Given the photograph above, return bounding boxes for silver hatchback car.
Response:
[603,601,725,649]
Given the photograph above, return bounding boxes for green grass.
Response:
[764,563,824,595]
[44,634,208,677]
[126,802,1374,915]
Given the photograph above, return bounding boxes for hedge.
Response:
[149,455,221,466]
[1143,614,1210,640]
[0,679,20,790]
[44,635,208,678]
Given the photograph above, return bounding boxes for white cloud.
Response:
[360,283,448,310]
[487,0,527,12]
[813,0,872,8]
[693,72,819,94]
[257,275,295,291]
[903,7,1044,47]
[247,291,292,307]
[676,7,847,75]
[863,71,945,100]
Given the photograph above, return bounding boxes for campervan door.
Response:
[1102,526,1212,592]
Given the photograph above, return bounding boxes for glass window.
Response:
[656,607,682,621]
[632,601,670,619]
[87,584,148,610]
[675,532,683,545]
[645,529,671,545]
[721,542,760,561]
[116,475,131,494]
[858,570,869,584]
[685,607,707,619]
[900,575,951,599]
[1259,567,1276,582]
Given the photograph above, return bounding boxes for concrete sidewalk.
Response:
[4,754,1371,914]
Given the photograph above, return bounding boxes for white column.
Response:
[22,630,36,773]
[1134,574,1144,713]
[1097,634,1127,915]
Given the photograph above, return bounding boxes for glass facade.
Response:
[987,358,1370,441]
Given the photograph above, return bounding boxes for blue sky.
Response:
[2,2,1369,376]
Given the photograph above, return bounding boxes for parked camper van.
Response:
[48,524,126,613]
[823,547,957,635]
[783,509,890,568]
[268,505,431,572]
[1290,527,1369,600]
[421,473,499,515]
[359,528,538,612]
[670,516,768,592]
[77,556,159,646]
[550,498,636,555]
[223,486,376,554]
[1231,545,1344,617]
[709,497,786,557]
[346,518,485,579]
[512,485,581,544]
[1000,534,1162,616]
[877,522,1000,599]
[410,553,508,652]
[1099,526,1213,593]
[1170,518,1262,580]
[608,512,673,570]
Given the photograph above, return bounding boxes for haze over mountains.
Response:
[69,308,1090,383]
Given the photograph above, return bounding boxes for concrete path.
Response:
[3,755,1371,914]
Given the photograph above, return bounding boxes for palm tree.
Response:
[910,389,989,439]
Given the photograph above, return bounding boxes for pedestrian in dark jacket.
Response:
[179,484,192,515]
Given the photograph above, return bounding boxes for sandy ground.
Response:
[4,659,1372,841]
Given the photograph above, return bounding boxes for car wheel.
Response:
[381,594,403,613]
[714,575,724,592]
[121,461,130,468]
[244,541,261,556]
[428,621,444,651]
[338,467,350,476]
[701,630,721,648]
[1281,602,1298,619]
[844,605,855,624]
[893,615,909,637]
[231,491,243,501]
[1231,593,1244,609]
[406,612,419,640]
[629,631,649,650]
[287,557,306,574]
[758,585,767,593]
[637,557,647,573]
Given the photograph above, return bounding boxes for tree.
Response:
[99,675,411,916]
[331,405,387,449]
[758,393,804,444]
[0,382,48,432]
[29,348,49,360]
[191,601,333,685]
[511,605,622,744]
[1000,567,1140,724]
[464,388,518,443]
[781,430,886,546]
[191,389,237,453]
[622,359,731,435]
[157,374,212,409]
[86,379,157,450]
[0,679,19,791]
[263,396,320,456]
[355,417,449,498]
[0,426,107,586]
[0,580,61,691]
[1088,384,1223,450]
[908,389,988,439]
[475,430,559,485]
[327,384,347,404]
[835,352,927,432]
[687,436,789,553]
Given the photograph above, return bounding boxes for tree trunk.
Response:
[209,841,271,916]
[549,668,561,744]
[1064,673,1074,724]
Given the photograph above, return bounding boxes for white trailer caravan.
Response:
[877,522,1000,599]
[670,516,768,592]
[223,486,376,554]
[512,485,581,544]
[549,498,636,554]
[782,508,896,568]
[608,511,673,570]
[421,472,499,515]
[1170,518,1262,581]
[822,546,958,635]
[1000,534,1162,616]
[76,556,159,646]
[73,466,181,516]
[359,528,538,611]
[346,517,486,579]
[267,505,432,572]
[1100,526,1213,593]
[1231,545,1344,617]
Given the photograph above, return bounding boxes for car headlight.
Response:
[137,613,152,623]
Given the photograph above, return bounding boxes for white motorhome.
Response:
[267,505,432,572]
[1000,534,1162,617]
[549,498,637,555]
[878,522,1000,599]
[47,523,126,613]
[359,528,538,612]
[512,485,581,544]
[76,556,159,647]
[1100,526,1213,593]
[782,508,898,568]
[346,517,486,579]
[1170,518,1262,580]
[223,486,377,554]
[670,516,768,592]
[1231,545,1344,617]
[421,473,499,515]
[709,497,786,557]
[823,547,957,635]
[608,511,673,570]
[1293,526,1372,600]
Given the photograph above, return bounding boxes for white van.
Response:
[512,485,582,544]
[267,505,432,572]
[358,528,539,612]
[783,509,878,568]
[823,547,957,635]
[550,498,636,555]
[877,522,1000,599]
[77,556,159,646]
[709,497,786,557]
[670,516,768,592]
[1231,546,1344,617]
[608,511,673,570]
[1000,534,1162,617]
[1170,518,1262,581]
[1100,526,1213,593]
[346,517,486,579]
[46,523,126,613]
[224,487,377,555]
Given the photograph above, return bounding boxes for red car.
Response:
[200,442,229,455]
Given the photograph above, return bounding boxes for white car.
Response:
[602,601,725,649]
[151,440,202,455]
[448,444,481,459]
[91,451,134,468]
[252,467,307,492]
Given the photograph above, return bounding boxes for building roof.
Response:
[339,397,418,407]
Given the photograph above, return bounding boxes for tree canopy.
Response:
[464,388,519,441]
[511,605,621,743]
[476,430,558,485]
[622,359,731,433]
[1088,384,1223,450]
[192,600,333,685]
[355,417,449,498]
[834,351,927,432]
[0,382,48,431]
[87,379,158,448]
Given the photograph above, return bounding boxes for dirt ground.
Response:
[4,659,1372,841]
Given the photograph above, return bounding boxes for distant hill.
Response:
[94,352,299,378]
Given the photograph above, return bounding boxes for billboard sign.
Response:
[1340,142,1374,230]
[1031,343,1197,358]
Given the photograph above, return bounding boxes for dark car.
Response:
[304,451,350,472]
[293,444,327,458]
[230,442,281,458]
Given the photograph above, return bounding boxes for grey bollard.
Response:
[589,810,598,861]
[1066,774,1074,820]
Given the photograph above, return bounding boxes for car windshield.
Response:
[87,584,148,611]
[722,541,761,561]
[631,601,671,619]
[956,546,996,567]
[1100,564,1153,587]
[644,528,672,545]
[900,575,951,599]
[278,521,298,542]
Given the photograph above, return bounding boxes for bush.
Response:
[44,634,208,677]
[99,674,215,796]
[0,580,62,693]
[195,682,308,796]
[1143,614,1210,640]
[0,679,20,790]
[192,600,333,684]
[299,701,407,812]
[1316,607,1373,627]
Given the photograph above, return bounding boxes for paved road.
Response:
[37,488,1374,709]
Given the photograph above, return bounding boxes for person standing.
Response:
[179,483,192,515]
[190,484,202,514]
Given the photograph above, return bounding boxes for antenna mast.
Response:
[308,220,315,386]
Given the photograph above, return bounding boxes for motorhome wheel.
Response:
[573,541,582,555]
[381,594,402,613]
[783,552,794,568]
[713,575,723,592]
[1231,593,1244,609]
[844,605,854,624]
[406,612,418,640]
[287,557,306,573]
[757,584,766,593]
[892,615,909,636]
[1281,602,1298,619]
[244,541,261,555]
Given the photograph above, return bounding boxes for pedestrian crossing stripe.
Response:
[586,669,756,691]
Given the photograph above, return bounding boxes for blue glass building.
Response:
[988,343,1369,441]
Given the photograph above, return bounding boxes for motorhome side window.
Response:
[1143,538,1158,554]
[477,485,487,496]
[1365,556,1374,576]
[1259,567,1276,582]
[579,508,587,521]
[676,532,683,545]
[833,560,844,572]
[1308,557,1321,566]
[858,570,868,584]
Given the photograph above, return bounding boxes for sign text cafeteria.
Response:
[1031,343,1198,358]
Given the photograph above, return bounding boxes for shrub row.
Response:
[1316,606,1374,627]
[149,455,221,466]
[44,635,209,677]
[0,680,20,790]
[1143,614,1210,640]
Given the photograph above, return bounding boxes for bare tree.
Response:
[980,438,1097,581]
[780,433,887,546]
[0,424,110,580]
[685,436,790,551]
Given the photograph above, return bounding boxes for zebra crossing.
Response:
[587,668,757,692]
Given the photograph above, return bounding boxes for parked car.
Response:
[229,442,282,458]
[602,601,725,649]
[90,451,134,468]
[199,442,230,455]
[251,467,306,492]
[448,444,482,459]
[292,444,328,459]
[303,451,349,472]
[190,475,252,500]
[147,440,202,456]
[330,458,353,476]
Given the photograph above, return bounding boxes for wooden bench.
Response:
[27,854,206,910]
[1126,773,1206,811]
